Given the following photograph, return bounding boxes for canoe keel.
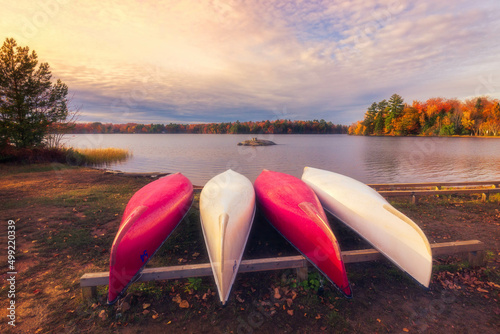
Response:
[254,170,352,298]
[108,173,193,304]
[200,170,256,305]
[302,167,432,288]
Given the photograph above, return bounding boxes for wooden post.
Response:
[82,286,97,300]
[468,250,486,267]
[482,192,489,202]
[296,266,308,282]
[411,194,418,205]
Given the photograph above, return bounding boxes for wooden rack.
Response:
[369,181,500,204]
[80,240,485,300]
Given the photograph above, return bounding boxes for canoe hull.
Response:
[108,173,193,304]
[254,170,351,297]
[200,169,256,305]
[301,167,432,287]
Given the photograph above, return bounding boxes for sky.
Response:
[1,0,500,125]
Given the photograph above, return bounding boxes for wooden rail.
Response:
[369,181,500,190]
[80,240,485,300]
[104,171,169,178]
[369,181,500,204]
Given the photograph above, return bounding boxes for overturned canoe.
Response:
[254,170,352,297]
[200,169,256,305]
[301,167,432,287]
[108,173,193,304]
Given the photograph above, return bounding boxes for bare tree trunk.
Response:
[44,103,80,149]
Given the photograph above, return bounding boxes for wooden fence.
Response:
[369,181,500,204]
[80,240,485,300]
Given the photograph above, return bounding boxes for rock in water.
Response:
[237,138,276,146]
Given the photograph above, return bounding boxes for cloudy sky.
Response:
[2,0,500,124]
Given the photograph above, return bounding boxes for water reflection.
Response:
[64,134,500,186]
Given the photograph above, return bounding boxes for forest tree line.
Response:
[70,119,348,135]
[349,94,500,136]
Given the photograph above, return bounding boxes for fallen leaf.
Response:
[202,293,207,301]
[98,310,107,321]
[192,252,200,258]
[143,310,150,315]
[291,290,297,300]
[287,310,294,316]
[179,300,189,308]
[143,303,151,309]
[121,302,130,312]
[274,288,281,300]
[403,328,409,332]
[286,298,293,307]
[166,320,172,325]
[172,295,181,304]
[477,288,489,293]
[488,282,500,289]
[315,314,321,320]
[236,295,245,303]
[152,314,159,319]
[377,318,381,323]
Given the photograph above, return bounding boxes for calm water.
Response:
[64,134,500,186]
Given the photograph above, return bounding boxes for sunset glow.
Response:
[2,0,499,124]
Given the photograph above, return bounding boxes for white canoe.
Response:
[302,167,432,287]
[200,169,256,304]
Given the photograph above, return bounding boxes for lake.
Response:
[64,134,500,186]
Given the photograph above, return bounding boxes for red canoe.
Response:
[108,173,193,304]
[254,170,351,297]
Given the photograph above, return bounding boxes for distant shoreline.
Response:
[354,134,500,139]
[63,132,500,139]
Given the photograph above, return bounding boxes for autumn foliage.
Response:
[70,119,347,135]
[349,94,500,136]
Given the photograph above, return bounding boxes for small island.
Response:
[237,138,276,146]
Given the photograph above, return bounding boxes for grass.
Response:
[0,144,131,166]
[67,147,131,165]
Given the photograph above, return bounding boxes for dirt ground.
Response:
[0,164,499,333]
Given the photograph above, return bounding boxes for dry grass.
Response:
[72,147,131,165]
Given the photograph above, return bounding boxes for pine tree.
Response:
[362,102,378,135]
[0,38,69,148]
[388,94,404,116]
